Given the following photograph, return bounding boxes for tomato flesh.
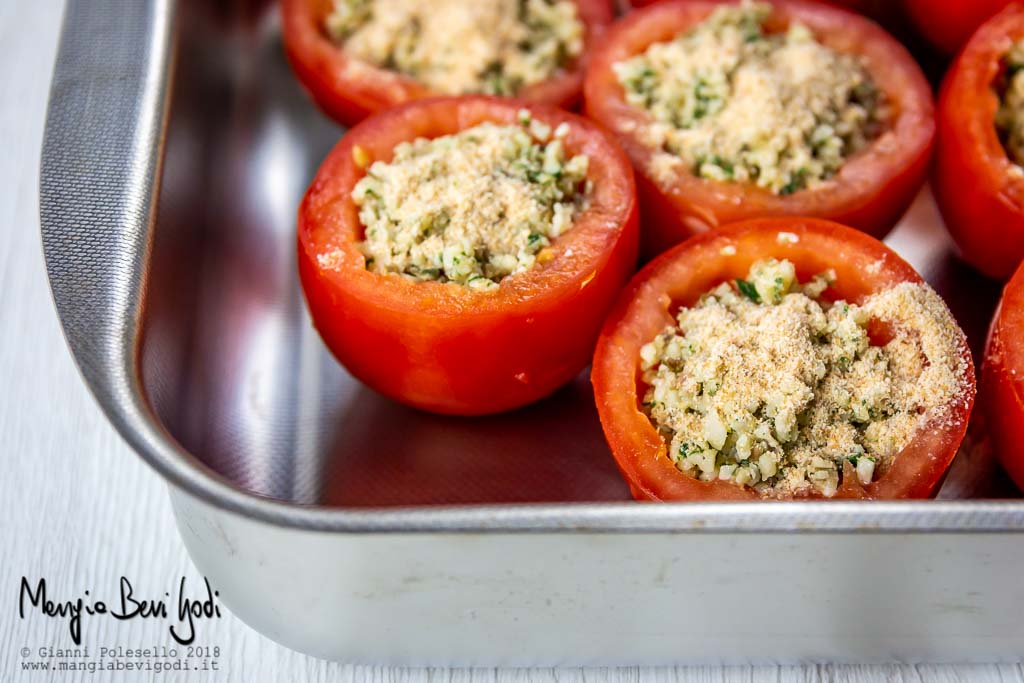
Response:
[583,0,934,258]
[934,4,1024,281]
[298,96,639,415]
[591,217,976,501]
[281,0,615,127]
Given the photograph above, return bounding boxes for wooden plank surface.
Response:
[1,0,1021,680]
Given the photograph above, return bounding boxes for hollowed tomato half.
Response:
[983,259,1024,491]
[281,0,615,126]
[583,0,934,257]
[934,4,1024,281]
[592,217,975,500]
[298,96,639,415]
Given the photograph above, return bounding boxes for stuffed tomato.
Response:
[592,218,975,501]
[584,0,934,257]
[298,96,639,415]
[934,4,1024,281]
[983,260,1024,491]
[282,0,614,126]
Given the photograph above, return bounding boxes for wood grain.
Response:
[1,0,1021,680]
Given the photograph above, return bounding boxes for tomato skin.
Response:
[983,260,1024,490]
[904,0,1011,55]
[298,96,639,415]
[592,217,976,501]
[584,0,934,258]
[280,0,615,127]
[934,5,1024,281]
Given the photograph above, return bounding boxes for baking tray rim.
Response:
[38,0,1024,535]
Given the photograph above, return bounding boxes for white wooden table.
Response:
[2,0,1023,680]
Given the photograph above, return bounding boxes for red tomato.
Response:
[280,0,615,127]
[583,0,935,257]
[298,96,639,415]
[904,0,1011,55]
[934,4,1024,281]
[591,217,976,501]
[983,259,1024,491]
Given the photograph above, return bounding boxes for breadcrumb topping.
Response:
[354,112,591,289]
[326,0,584,96]
[613,1,886,194]
[640,258,969,497]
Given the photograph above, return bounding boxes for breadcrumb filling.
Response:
[326,0,584,96]
[613,1,886,195]
[354,112,591,289]
[640,257,968,497]
[997,42,1024,169]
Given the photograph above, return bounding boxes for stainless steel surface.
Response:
[171,487,1024,664]
[40,0,1024,536]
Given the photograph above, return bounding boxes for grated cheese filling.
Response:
[997,41,1024,170]
[613,1,886,195]
[326,0,585,96]
[640,258,968,497]
[354,112,591,289]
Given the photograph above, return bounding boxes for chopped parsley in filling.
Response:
[997,41,1024,169]
[613,1,886,195]
[326,0,584,96]
[354,112,591,289]
[640,257,967,497]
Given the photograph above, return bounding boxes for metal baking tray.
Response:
[40,0,1024,665]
